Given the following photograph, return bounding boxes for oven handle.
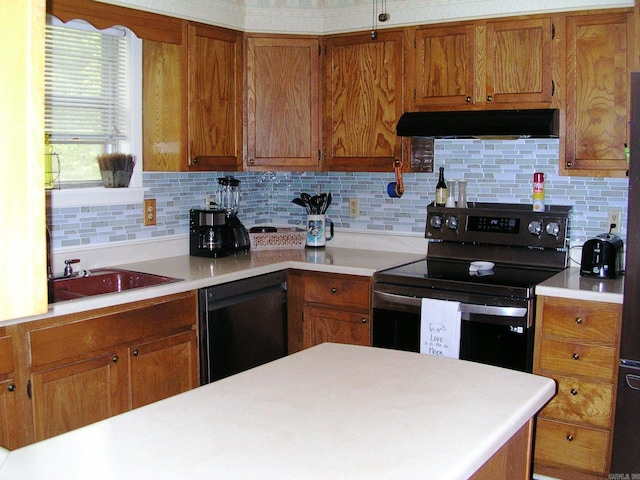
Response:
[373,291,527,319]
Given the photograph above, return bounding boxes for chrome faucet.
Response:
[63,259,80,277]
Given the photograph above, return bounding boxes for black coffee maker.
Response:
[189,209,233,258]
[217,176,250,253]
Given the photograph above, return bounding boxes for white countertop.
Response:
[0,343,555,480]
[8,247,424,326]
[536,267,624,304]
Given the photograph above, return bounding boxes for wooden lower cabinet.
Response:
[8,291,199,446]
[535,418,610,475]
[31,352,124,441]
[0,331,19,450]
[302,305,370,350]
[533,295,622,479]
[470,419,533,480]
[288,270,372,353]
[128,330,197,410]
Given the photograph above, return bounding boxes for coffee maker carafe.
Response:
[217,176,250,253]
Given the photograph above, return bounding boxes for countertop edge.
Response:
[535,267,624,304]
[4,249,423,326]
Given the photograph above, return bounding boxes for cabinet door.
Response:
[0,378,17,450]
[484,18,553,105]
[0,334,18,450]
[563,12,632,176]
[129,330,198,410]
[142,39,186,171]
[31,352,125,441]
[303,305,371,349]
[324,30,404,171]
[187,23,242,171]
[413,24,475,108]
[246,36,321,170]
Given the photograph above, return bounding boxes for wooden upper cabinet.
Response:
[485,18,553,105]
[188,23,243,171]
[413,24,475,108]
[562,11,633,177]
[143,39,186,172]
[410,17,553,110]
[324,30,404,172]
[245,35,322,171]
[143,22,242,172]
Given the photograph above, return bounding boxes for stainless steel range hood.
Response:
[396,109,559,138]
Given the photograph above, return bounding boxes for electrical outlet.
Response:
[205,196,216,210]
[607,209,621,234]
[349,198,360,217]
[144,199,156,226]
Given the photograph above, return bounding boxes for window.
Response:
[45,16,142,194]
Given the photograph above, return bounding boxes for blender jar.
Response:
[217,176,240,216]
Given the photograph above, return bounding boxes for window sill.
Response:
[46,187,148,208]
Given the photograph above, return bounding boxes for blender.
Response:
[217,175,251,253]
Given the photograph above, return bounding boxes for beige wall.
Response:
[98,0,634,34]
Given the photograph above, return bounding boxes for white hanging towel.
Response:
[420,298,462,359]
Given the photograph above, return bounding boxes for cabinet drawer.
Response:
[537,338,616,382]
[30,292,197,368]
[540,297,620,344]
[539,376,614,429]
[535,417,609,474]
[303,275,370,309]
[0,336,13,376]
[303,305,371,349]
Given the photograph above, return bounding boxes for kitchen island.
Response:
[0,343,555,479]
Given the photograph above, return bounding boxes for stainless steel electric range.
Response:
[373,202,572,372]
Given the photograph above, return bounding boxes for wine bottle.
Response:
[435,167,448,206]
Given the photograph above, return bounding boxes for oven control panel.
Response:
[426,203,571,250]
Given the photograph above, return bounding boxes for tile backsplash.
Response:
[49,139,629,251]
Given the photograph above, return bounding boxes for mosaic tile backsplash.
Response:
[49,139,630,250]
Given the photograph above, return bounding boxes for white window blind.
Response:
[44,20,129,142]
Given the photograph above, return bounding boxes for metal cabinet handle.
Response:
[249,159,255,165]
[330,287,337,293]
[361,318,367,323]
[133,349,140,357]
[572,353,580,360]
[465,96,471,103]
[112,355,119,363]
[575,317,583,325]
[7,383,15,392]
[570,388,578,396]
[193,157,198,164]
[566,434,574,441]
[487,95,493,102]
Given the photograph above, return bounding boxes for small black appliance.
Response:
[580,233,624,279]
[190,208,233,258]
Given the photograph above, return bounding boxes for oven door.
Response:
[372,288,535,372]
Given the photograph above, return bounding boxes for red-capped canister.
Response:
[533,172,545,212]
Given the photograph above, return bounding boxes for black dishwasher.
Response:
[199,271,287,384]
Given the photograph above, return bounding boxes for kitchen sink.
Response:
[50,268,183,303]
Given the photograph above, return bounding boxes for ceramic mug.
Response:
[306,214,334,247]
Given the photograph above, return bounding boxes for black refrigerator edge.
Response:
[610,71,640,475]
